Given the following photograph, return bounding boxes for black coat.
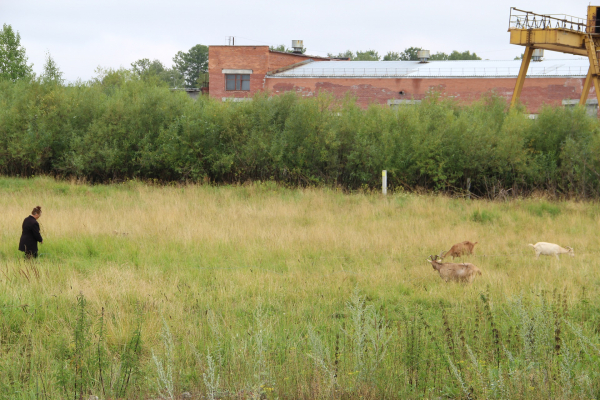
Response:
[18,216,43,254]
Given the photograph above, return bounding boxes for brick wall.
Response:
[264,76,590,112]
[208,46,329,101]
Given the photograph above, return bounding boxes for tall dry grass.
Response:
[1,177,599,399]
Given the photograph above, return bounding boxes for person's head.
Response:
[31,206,42,219]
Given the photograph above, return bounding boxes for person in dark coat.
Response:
[19,206,43,258]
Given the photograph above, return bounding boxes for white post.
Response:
[382,170,387,195]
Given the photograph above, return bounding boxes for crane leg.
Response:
[592,76,600,110]
[580,67,593,105]
[584,36,600,114]
[510,46,534,109]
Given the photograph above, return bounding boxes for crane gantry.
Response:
[509,6,600,108]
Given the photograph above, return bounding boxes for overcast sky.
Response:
[1,0,591,82]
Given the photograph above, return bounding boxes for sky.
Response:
[1,0,592,83]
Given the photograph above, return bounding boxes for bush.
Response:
[2,77,600,198]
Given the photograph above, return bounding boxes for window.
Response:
[225,74,250,91]
[387,99,421,108]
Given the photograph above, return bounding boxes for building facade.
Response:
[209,45,594,114]
[208,46,331,102]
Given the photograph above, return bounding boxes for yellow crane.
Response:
[509,6,600,108]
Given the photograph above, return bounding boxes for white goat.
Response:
[528,242,574,259]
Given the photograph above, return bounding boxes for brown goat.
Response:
[440,241,478,260]
[427,255,482,283]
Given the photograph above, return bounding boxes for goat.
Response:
[528,242,574,259]
[440,241,478,260]
[427,255,482,283]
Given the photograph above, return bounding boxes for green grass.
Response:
[1,177,600,399]
[527,201,562,218]
[470,209,499,224]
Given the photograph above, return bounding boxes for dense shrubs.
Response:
[2,74,600,197]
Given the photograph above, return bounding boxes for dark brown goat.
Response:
[440,241,478,260]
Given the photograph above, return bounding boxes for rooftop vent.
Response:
[417,50,430,63]
[292,40,304,54]
[532,49,544,61]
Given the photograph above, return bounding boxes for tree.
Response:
[355,50,380,61]
[393,47,481,61]
[399,47,422,61]
[160,68,185,88]
[383,51,401,61]
[514,54,524,60]
[0,24,32,82]
[430,52,449,61]
[131,58,165,77]
[385,49,447,61]
[327,50,380,61]
[41,51,64,84]
[130,58,186,88]
[173,44,208,88]
[269,44,306,54]
[270,44,287,52]
[327,50,354,60]
[448,50,481,60]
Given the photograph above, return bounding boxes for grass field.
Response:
[1,177,600,399]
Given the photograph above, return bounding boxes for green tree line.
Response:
[130,44,208,88]
[1,72,600,198]
[328,47,482,61]
[0,23,208,88]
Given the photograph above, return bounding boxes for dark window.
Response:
[225,74,250,91]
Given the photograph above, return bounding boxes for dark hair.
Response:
[32,206,42,216]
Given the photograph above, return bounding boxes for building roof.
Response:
[210,45,331,60]
[269,58,590,78]
[268,50,331,60]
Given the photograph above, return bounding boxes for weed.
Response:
[152,318,175,400]
[343,288,391,387]
[115,308,143,398]
[307,325,337,397]
[73,291,91,399]
[202,351,221,400]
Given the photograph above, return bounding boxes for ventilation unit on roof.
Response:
[417,50,430,63]
[292,40,304,54]
[532,49,544,61]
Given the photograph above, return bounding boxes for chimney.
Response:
[291,40,304,54]
[417,50,430,63]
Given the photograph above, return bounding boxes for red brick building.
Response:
[208,46,331,101]
[208,45,594,114]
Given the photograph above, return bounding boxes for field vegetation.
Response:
[1,177,600,399]
[2,76,600,198]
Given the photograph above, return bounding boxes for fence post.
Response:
[382,170,387,195]
[467,177,471,200]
